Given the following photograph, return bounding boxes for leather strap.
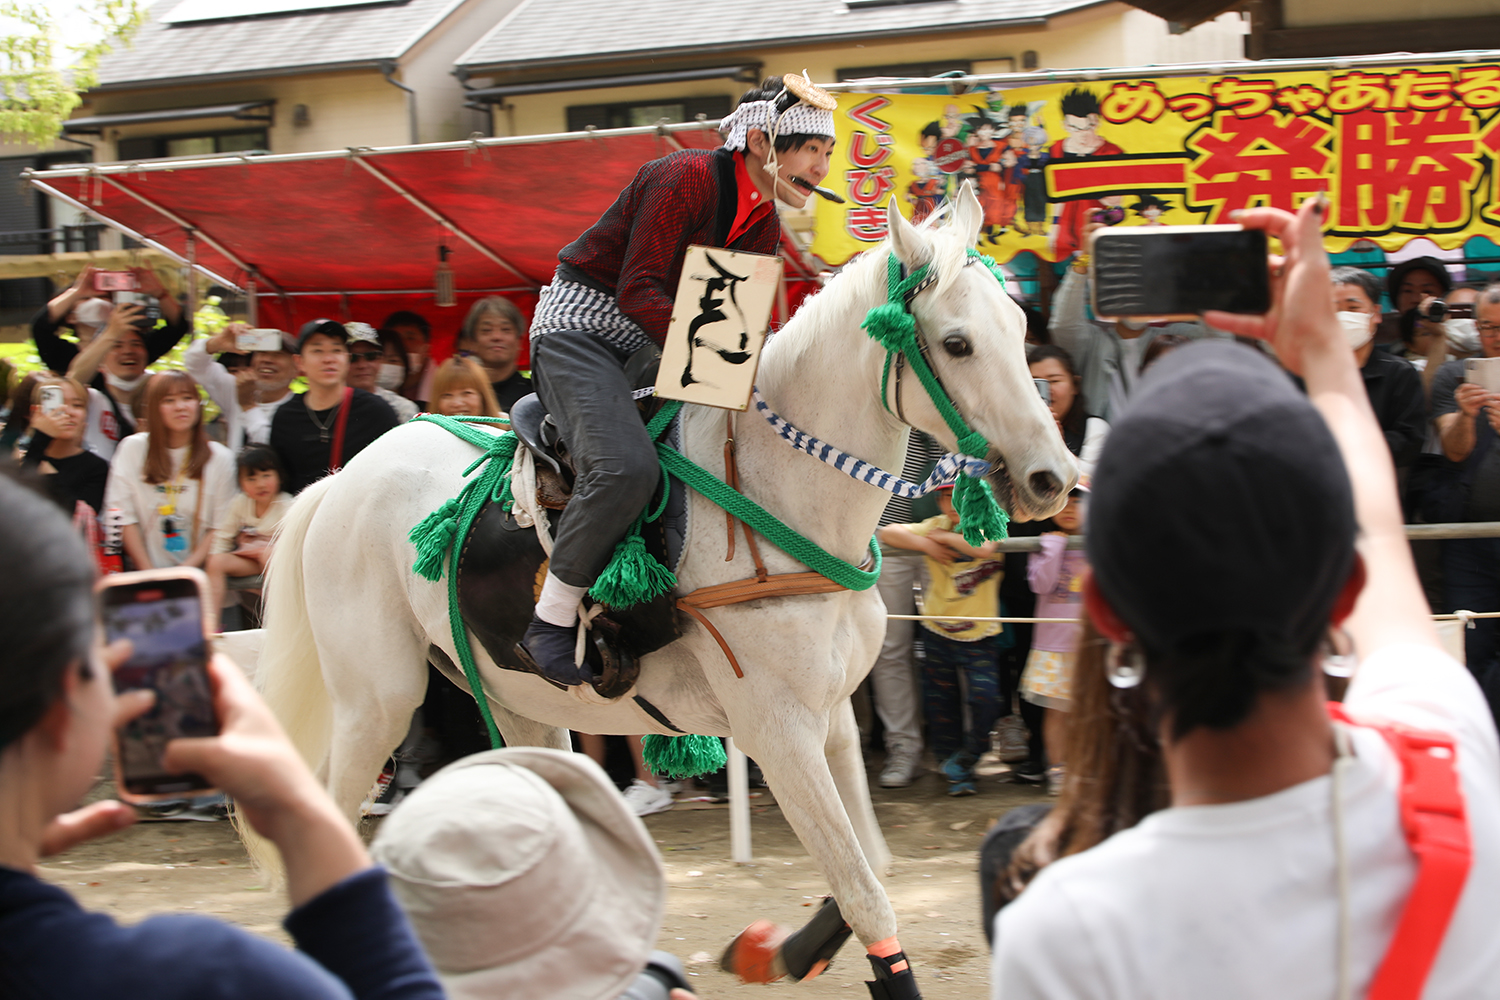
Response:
[1327,703,1472,1000]
[328,386,354,472]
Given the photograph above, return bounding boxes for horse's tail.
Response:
[237,474,338,877]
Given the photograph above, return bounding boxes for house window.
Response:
[566,95,732,133]
[115,129,268,161]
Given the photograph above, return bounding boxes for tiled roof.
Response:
[94,0,466,89]
[457,0,1099,74]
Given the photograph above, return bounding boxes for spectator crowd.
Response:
[2,212,1498,1000]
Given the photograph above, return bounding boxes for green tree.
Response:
[0,0,144,148]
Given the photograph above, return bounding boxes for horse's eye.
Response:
[942,334,972,357]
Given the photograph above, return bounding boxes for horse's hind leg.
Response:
[321,626,431,824]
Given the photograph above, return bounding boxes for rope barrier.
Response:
[886,611,1500,624]
[985,522,1500,552]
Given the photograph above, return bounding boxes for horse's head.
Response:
[881,185,1077,521]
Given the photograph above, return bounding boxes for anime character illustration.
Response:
[907,157,946,224]
[1131,193,1171,226]
[1046,88,1124,258]
[1003,102,1049,236]
[963,108,1012,240]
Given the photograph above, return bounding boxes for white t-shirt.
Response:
[991,644,1500,1000]
[211,490,292,555]
[103,433,237,568]
[83,386,135,461]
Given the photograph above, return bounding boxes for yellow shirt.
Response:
[906,514,1004,641]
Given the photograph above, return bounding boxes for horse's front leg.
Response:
[826,696,891,879]
[728,700,921,999]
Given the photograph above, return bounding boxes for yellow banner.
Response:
[812,64,1500,266]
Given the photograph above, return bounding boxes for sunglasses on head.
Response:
[349,350,383,363]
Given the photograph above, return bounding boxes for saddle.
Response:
[454,347,685,700]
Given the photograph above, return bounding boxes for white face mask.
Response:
[1119,317,1148,332]
[376,363,406,391]
[104,371,148,393]
[72,297,113,329]
[1337,310,1376,349]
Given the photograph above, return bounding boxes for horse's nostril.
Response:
[1029,470,1063,500]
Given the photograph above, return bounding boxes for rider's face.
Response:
[768,136,836,209]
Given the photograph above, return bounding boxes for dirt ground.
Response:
[41,751,1044,998]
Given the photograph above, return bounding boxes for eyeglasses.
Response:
[1477,323,1500,335]
[349,351,383,363]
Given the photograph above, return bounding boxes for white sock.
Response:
[535,572,587,627]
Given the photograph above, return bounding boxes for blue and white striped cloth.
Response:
[529,278,654,355]
[751,387,991,498]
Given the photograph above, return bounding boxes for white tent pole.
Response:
[727,738,752,863]
[28,179,241,291]
[96,176,282,296]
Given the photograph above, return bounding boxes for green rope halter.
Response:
[863,248,1011,548]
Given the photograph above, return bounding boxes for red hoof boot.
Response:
[720,919,789,983]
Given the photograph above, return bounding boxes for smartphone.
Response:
[1090,225,1270,321]
[113,290,161,330]
[1465,356,1500,394]
[236,328,285,353]
[94,270,138,292]
[1033,377,1052,405]
[38,385,65,414]
[97,568,219,802]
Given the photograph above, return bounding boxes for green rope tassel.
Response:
[861,301,917,354]
[954,474,1009,547]
[409,497,464,581]
[642,733,727,779]
[589,514,678,608]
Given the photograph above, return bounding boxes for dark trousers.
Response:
[922,631,1002,760]
[1444,537,1500,729]
[531,330,660,587]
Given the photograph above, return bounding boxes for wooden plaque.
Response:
[655,245,782,410]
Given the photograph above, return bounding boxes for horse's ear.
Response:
[953,180,983,249]
[887,196,923,268]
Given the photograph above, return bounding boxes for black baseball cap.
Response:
[296,319,348,353]
[1385,256,1452,304]
[1086,341,1356,658]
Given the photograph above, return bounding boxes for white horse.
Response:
[252,189,1075,988]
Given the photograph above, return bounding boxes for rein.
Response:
[864,248,1013,546]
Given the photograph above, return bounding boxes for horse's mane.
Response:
[765,210,971,376]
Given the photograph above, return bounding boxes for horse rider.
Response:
[517,74,837,688]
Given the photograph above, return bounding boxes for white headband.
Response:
[720,99,835,152]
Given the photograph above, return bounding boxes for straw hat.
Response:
[370,748,666,1000]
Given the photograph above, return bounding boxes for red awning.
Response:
[26,123,824,363]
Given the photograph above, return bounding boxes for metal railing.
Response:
[984,522,1500,552]
[0,224,105,254]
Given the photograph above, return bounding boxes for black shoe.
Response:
[1009,759,1046,784]
[515,616,587,689]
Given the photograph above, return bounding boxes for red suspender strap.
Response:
[329,386,354,472]
[1327,704,1472,1000]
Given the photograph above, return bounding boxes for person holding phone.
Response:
[19,376,109,517]
[31,265,188,380]
[104,372,236,571]
[0,470,444,999]
[186,322,300,451]
[990,200,1500,999]
[1429,287,1500,728]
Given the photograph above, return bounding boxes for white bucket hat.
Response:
[370,748,666,1000]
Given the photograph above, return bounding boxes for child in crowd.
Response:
[1019,486,1089,795]
[206,445,292,630]
[878,485,1005,796]
[430,356,504,418]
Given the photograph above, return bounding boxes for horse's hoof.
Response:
[720,919,788,983]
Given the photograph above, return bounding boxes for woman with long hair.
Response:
[103,371,236,570]
[1027,343,1107,475]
